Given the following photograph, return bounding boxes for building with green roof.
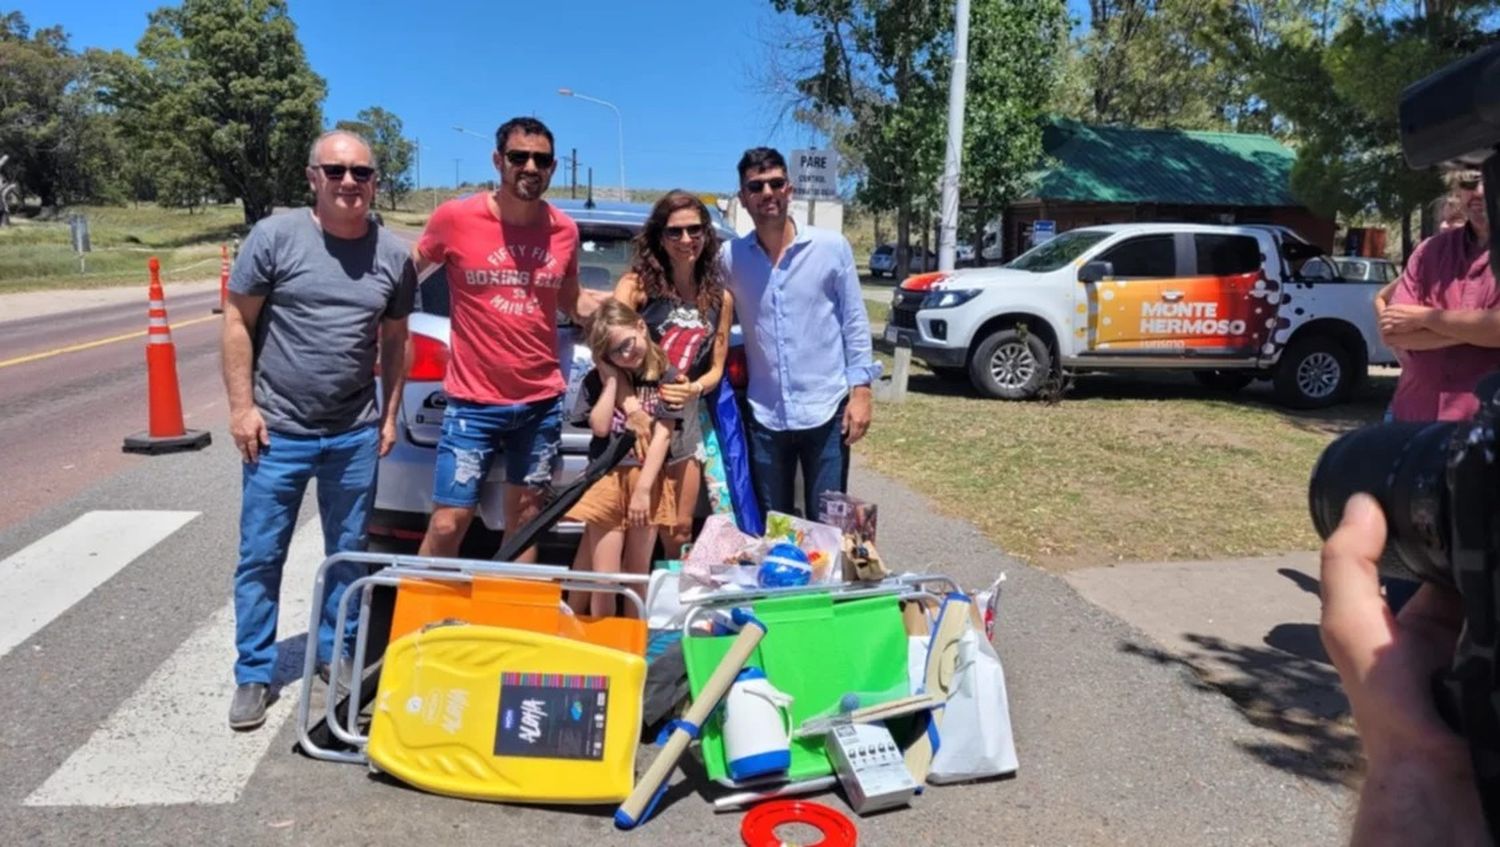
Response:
[996,120,1334,260]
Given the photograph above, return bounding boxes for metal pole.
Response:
[571,147,578,199]
[937,0,971,273]
[558,90,625,201]
[454,158,461,189]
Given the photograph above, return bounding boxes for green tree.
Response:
[0,12,127,208]
[770,0,1066,275]
[335,107,415,211]
[1059,0,1269,132]
[128,0,326,224]
[1248,2,1497,254]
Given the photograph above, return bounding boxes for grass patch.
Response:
[855,362,1392,569]
[0,204,245,292]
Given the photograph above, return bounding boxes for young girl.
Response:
[565,299,691,617]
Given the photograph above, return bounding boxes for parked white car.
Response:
[885,223,1397,408]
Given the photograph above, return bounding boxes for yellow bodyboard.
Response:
[367,623,645,804]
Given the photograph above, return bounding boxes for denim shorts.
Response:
[431,395,563,507]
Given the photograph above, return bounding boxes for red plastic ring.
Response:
[741,799,858,847]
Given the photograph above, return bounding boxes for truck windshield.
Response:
[1005,230,1111,272]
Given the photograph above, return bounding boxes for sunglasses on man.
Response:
[1458,175,1482,191]
[745,177,788,194]
[663,224,705,241]
[316,164,376,183]
[504,150,555,168]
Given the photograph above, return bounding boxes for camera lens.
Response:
[1308,421,1455,586]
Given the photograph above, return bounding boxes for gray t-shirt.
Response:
[229,210,416,436]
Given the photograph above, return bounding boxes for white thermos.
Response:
[722,667,794,782]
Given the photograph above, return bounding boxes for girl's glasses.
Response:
[609,335,638,360]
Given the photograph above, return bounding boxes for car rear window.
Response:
[1194,234,1262,276]
[416,222,639,317]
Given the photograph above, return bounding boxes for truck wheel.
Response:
[1193,370,1255,392]
[970,328,1051,400]
[1274,335,1352,408]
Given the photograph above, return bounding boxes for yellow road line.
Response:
[0,315,220,370]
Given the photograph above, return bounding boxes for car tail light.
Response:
[726,346,749,391]
[408,334,449,381]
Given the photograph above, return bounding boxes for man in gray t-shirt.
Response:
[221,130,415,731]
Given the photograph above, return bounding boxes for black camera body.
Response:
[1311,381,1500,829]
[1309,40,1500,834]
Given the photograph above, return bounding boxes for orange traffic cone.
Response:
[123,257,212,455]
[212,244,228,314]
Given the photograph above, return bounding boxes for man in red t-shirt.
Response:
[413,117,601,560]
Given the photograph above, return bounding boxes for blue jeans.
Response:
[747,399,849,518]
[233,424,379,686]
[431,396,563,507]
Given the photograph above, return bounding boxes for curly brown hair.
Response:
[629,190,725,318]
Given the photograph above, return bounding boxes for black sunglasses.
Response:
[316,164,376,183]
[1459,177,1482,191]
[663,224,705,241]
[504,150,555,168]
[745,177,788,194]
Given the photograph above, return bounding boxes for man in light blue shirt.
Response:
[722,147,882,518]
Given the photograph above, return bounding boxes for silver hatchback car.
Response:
[368,199,740,557]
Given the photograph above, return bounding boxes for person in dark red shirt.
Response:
[1379,169,1500,422]
[412,117,604,561]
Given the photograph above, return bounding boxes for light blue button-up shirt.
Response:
[723,224,883,431]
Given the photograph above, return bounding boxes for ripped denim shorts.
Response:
[430,394,563,508]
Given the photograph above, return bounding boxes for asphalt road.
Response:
[0,291,1353,845]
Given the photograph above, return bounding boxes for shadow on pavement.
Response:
[1119,632,1360,788]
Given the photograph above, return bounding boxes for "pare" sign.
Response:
[790,149,840,200]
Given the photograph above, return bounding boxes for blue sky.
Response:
[17,0,831,191]
[20,0,1092,193]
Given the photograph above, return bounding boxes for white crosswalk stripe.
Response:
[26,517,326,807]
[0,510,199,660]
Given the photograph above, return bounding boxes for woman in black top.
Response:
[613,190,735,558]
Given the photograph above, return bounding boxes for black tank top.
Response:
[639,291,721,380]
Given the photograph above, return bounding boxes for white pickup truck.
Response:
[884,223,1397,408]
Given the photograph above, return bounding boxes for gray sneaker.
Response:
[228,683,269,731]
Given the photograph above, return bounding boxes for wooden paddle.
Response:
[903,594,972,783]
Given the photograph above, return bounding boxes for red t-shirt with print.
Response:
[417,194,579,405]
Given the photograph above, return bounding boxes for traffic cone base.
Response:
[122,429,212,455]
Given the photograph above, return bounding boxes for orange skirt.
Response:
[565,465,679,532]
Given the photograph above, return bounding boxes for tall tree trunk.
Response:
[897,203,912,278]
[242,184,272,226]
[1401,207,1414,262]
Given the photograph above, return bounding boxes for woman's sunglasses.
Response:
[663,224,705,241]
[316,164,376,183]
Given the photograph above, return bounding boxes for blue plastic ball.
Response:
[757,543,813,588]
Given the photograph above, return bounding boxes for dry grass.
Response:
[0,204,244,292]
[855,359,1392,569]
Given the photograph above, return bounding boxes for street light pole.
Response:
[938,0,971,273]
[558,88,625,201]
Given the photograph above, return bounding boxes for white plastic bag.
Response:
[926,625,1019,783]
